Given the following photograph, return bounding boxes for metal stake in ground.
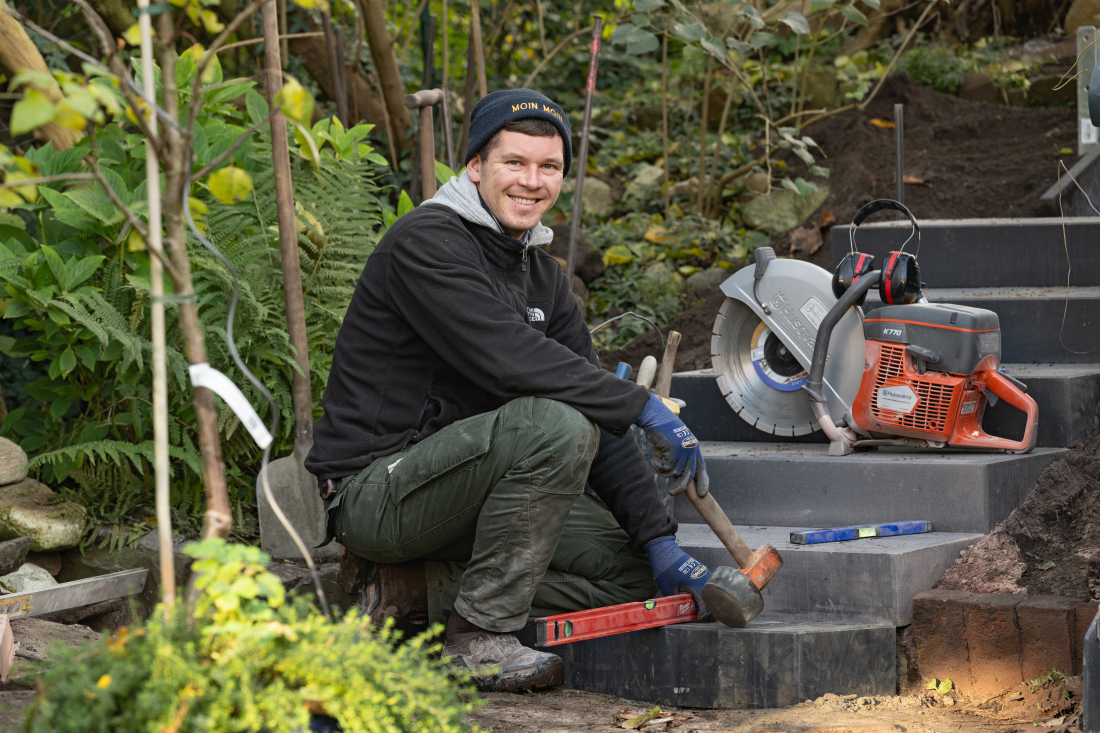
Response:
[565,17,603,284]
[258,2,328,558]
[406,88,445,200]
[895,103,904,219]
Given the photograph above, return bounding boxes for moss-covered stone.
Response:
[0,438,27,486]
[0,479,84,551]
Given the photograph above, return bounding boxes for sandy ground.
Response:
[468,684,1081,733]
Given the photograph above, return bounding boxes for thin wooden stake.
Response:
[471,0,487,97]
[565,17,602,284]
[138,0,174,614]
[661,25,670,216]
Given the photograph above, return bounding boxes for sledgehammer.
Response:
[650,331,783,628]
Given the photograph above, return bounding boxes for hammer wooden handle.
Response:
[405,89,445,109]
[686,481,754,569]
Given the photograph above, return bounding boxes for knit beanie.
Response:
[464,89,572,175]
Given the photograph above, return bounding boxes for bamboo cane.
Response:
[137,0,174,614]
[565,17,602,284]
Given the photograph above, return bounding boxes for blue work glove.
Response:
[635,393,709,497]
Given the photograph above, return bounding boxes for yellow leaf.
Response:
[294,0,331,10]
[52,99,87,132]
[122,23,143,47]
[4,172,38,204]
[96,675,112,689]
[127,227,147,252]
[275,76,314,126]
[10,88,55,136]
[644,226,672,244]
[198,9,225,34]
[602,244,635,266]
[0,190,24,208]
[207,166,253,204]
[126,97,151,126]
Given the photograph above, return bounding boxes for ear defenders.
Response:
[833,198,923,306]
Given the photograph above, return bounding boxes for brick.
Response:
[1075,602,1100,676]
[1017,595,1079,682]
[913,589,974,693]
[964,593,1023,696]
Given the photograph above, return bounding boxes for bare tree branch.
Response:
[190,107,278,182]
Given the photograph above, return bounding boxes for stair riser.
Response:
[831,219,1100,288]
[516,622,896,709]
[672,371,1100,448]
[678,529,979,626]
[677,447,1065,534]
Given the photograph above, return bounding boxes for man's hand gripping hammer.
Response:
[649,331,784,628]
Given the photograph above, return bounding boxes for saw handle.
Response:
[981,369,1039,453]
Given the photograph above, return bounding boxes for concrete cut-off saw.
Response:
[711,199,1038,456]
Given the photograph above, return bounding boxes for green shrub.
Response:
[25,539,476,732]
[901,44,970,94]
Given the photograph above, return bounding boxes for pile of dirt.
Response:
[938,436,1100,598]
[604,74,1078,371]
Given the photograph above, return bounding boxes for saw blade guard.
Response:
[712,257,865,433]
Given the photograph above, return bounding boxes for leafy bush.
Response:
[0,63,383,541]
[901,43,969,94]
[24,539,476,732]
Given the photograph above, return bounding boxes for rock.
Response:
[57,531,193,620]
[290,562,358,613]
[685,267,729,300]
[744,172,770,194]
[958,72,999,104]
[699,85,743,125]
[669,177,700,198]
[560,176,613,216]
[25,550,61,576]
[0,439,26,486]
[943,696,955,706]
[0,537,32,577]
[742,187,830,232]
[803,69,838,110]
[0,479,83,551]
[1066,0,1100,36]
[546,225,605,283]
[571,274,589,305]
[623,164,665,203]
[11,617,98,661]
[1028,75,1075,107]
[0,562,58,593]
[266,560,312,592]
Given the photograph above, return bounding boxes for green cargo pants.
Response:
[327,396,658,633]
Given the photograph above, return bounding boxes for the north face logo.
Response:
[527,307,545,322]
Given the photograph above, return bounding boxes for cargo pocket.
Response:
[387,421,493,505]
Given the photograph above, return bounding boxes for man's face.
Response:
[467,130,565,239]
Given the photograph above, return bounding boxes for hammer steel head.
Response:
[701,566,763,628]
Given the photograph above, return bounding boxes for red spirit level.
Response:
[534,593,697,647]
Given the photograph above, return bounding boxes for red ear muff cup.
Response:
[879,251,922,305]
[832,252,876,307]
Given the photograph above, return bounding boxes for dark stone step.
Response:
[516,620,896,709]
[675,442,1065,534]
[671,364,1100,449]
[676,524,979,626]
[831,218,1100,288]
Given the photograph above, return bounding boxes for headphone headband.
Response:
[849,198,920,255]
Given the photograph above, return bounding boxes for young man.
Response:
[306,89,712,692]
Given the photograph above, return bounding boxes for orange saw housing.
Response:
[850,304,1038,452]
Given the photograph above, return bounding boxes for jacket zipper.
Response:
[520,243,529,272]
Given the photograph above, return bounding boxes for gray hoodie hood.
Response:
[424,170,554,247]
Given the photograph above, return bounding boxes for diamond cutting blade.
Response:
[711,297,819,436]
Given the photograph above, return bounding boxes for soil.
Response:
[603,74,1078,373]
[938,436,1100,599]
[468,675,1083,733]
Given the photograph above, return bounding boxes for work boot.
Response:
[356,559,429,636]
[443,612,564,692]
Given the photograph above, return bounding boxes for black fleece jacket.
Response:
[305,203,676,550]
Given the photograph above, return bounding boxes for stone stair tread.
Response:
[674,523,979,626]
[697,440,1065,462]
[866,285,1100,301]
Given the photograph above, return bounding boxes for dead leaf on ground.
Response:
[818,210,836,229]
[890,174,929,186]
[789,226,824,255]
[619,705,664,729]
[870,118,896,129]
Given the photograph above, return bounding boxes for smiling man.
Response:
[307,90,711,692]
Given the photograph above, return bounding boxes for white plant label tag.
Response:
[189,363,273,449]
[1082,118,1098,145]
[799,297,829,330]
[877,385,918,413]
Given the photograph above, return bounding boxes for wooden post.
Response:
[262,2,313,449]
[565,17,602,284]
[406,88,444,200]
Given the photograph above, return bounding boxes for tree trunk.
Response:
[290,32,387,126]
[0,13,82,150]
[358,0,412,145]
[156,12,232,540]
